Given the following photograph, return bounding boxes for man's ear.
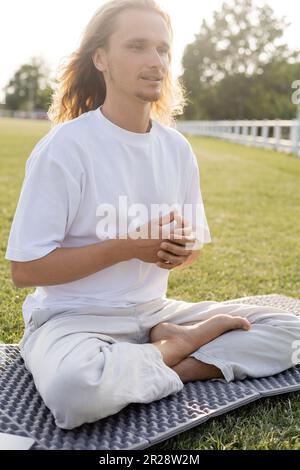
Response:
[92,47,107,73]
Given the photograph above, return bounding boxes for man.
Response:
[5,0,300,430]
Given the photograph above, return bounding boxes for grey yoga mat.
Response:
[0,294,299,450]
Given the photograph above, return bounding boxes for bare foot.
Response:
[149,314,251,367]
[150,314,251,343]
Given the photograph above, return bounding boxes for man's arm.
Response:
[10,211,182,288]
[11,238,135,288]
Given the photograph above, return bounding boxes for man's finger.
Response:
[158,210,176,226]
[157,250,187,265]
[174,212,191,229]
[169,232,196,245]
[171,226,193,238]
[156,261,174,270]
[160,241,192,257]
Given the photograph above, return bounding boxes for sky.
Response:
[1,0,300,104]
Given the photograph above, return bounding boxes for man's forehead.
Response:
[112,9,170,42]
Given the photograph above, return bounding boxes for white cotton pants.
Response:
[19,296,300,430]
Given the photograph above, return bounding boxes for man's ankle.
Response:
[171,357,224,383]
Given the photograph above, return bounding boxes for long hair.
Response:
[47,0,188,128]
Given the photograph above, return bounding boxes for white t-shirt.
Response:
[5,106,212,326]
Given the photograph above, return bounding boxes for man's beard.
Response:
[135,88,161,103]
[108,64,161,102]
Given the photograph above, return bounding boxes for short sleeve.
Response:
[182,145,212,248]
[5,150,82,262]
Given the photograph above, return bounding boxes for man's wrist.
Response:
[117,237,137,261]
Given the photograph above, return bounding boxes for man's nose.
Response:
[148,48,166,69]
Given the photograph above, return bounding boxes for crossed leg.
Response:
[147,302,300,384]
[149,314,251,381]
[171,319,226,382]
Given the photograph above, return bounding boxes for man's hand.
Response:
[127,210,202,270]
[156,238,201,270]
[156,213,201,270]
[127,210,179,264]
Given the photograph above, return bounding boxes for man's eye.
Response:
[130,44,144,50]
[128,45,169,54]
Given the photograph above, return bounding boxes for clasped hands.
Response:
[128,210,202,270]
[156,210,200,270]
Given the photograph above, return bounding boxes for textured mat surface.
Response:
[0,294,299,450]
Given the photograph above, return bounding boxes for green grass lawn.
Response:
[0,117,299,450]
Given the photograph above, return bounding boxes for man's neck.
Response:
[101,97,152,134]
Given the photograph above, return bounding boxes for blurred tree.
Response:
[245,61,300,119]
[200,61,300,119]
[180,0,300,119]
[4,57,54,112]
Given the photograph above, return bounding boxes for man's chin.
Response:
[135,91,161,103]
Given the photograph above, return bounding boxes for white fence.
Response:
[2,110,300,157]
[176,120,300,157]
[0,109,48,120]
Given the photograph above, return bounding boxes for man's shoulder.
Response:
[154,120,195,170]
[154,119,192,151]
[26,113,91,171]
[47,111,91,144]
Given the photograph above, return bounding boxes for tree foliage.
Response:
[180,0,300,119]
[4,57,54,111]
